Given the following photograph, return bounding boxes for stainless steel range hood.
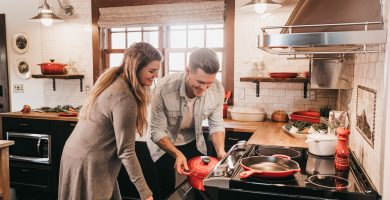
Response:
[258,0,387,55]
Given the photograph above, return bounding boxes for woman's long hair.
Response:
[80,42,162,136]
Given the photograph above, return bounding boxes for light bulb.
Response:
[41,18,53,26]
[254,4,268,14]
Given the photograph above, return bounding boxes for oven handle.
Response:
[6,132,50,140]
[37,138,41,156]
[9,155,50,164]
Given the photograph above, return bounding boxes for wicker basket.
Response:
[271,110,288,122]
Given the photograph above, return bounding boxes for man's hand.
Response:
[145,196,153,200]
[174,152,190,175]
[217,150,227,160]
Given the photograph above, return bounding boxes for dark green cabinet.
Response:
[1,117,75,198]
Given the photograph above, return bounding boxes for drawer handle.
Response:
[70,123,76,127]
[19,123,29,126]
[227,137,239,141]
[21,169,31,172]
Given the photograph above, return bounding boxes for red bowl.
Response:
[270,72,298,78]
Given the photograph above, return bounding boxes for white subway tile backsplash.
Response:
[286,89,302,97]
[270,89,286,96]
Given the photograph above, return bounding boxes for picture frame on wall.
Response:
[356,85,376,148]
[12,32,29,54]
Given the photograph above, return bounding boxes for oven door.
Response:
[6,132,51,164]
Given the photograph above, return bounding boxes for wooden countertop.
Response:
[0,111,78,122]
[204,119,307,148]
[247,121,307,148]
[1,112,307,148]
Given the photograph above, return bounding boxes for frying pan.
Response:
[240,155,301,179]
[255,147,301,159]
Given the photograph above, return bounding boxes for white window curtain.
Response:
[98,1,225,28]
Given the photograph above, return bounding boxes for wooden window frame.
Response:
[92,0,234,104]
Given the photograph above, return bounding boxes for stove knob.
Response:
[214,164,228,176]
[237,140,246,149]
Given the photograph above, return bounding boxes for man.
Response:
[147,48,226,198]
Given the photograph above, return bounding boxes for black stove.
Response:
[204,143,380,200]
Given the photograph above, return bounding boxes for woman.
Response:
[58,42,162,200]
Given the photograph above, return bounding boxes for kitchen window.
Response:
[104,24,224,82]
[93,0,234,102]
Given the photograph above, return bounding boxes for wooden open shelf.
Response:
[32,74,85,92]
[240,77,310,98]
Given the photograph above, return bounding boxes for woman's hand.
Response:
[145,196,153,200]
[174,152,189,175]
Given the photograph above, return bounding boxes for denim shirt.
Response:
[147,73,225,162]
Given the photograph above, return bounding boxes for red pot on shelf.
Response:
[187,156,218,191]
[38,60,67,75]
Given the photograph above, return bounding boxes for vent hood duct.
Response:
[258,0,386,55]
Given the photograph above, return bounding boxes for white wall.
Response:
[234,0,337,114]
[0,0,44,111]
[41,0,92,107]
[0,0,92,111]
[381,0,390,198]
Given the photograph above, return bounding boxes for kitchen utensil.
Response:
[256,147,301,159]
[271,110,288,122]
[290,111,321,123]
[38,59,67,75]
[239,155,300,178]
[305,133,337,156]
[269,72,298,78]
[305,153,335,175]
[230,107,266,121]
[224,90,232,103]
[187,156,218,191]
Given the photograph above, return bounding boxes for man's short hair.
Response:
[189,48,220,74]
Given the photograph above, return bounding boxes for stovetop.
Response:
[204,143,380,200]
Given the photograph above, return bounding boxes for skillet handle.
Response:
[272,154,291,160]
[240,170,257,179]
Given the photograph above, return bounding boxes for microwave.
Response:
[6,132,51,164]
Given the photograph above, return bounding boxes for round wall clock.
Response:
[12,33,29,54]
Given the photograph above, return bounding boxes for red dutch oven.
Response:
[187,156,218,191]
[39,59,67,75]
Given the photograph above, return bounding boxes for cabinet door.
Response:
[118,141,159,199]
[50,121,76,194]
[3,117,51,133]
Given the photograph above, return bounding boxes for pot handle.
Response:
[239,170,258,179]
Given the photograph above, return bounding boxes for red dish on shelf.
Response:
[290,111,321,123]
[270,72,298,78]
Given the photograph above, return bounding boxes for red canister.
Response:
[335,127,350,171]
[187,156,218,191]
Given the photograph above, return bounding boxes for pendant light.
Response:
[241,0,282,14]
[30,0,74,26]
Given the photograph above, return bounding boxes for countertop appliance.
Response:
[204,143,380,200]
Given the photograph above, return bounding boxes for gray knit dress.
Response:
[58,77,152,200]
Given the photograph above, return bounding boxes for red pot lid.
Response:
[187,156,218,178]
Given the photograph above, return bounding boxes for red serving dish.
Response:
[290,111,321,123]
[270,72,298,78]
